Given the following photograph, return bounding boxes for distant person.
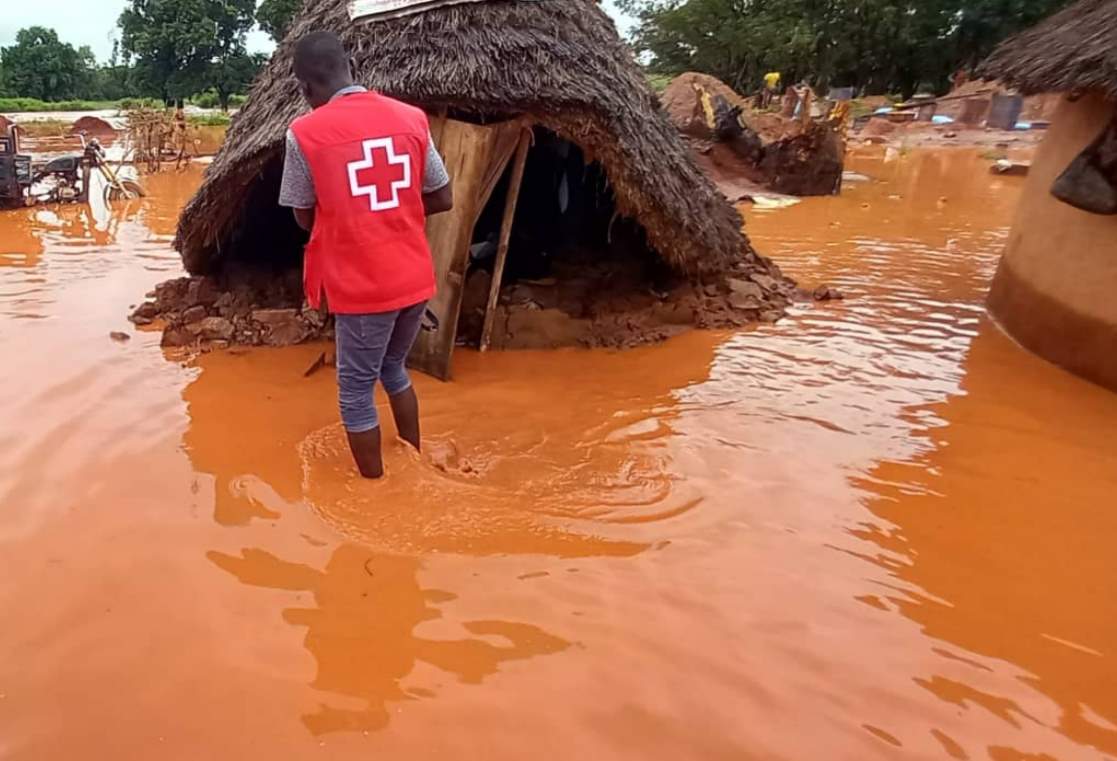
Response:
[761,71,781,109]
[279,31,454,479]
[172,101,189,170]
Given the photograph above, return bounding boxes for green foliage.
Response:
[118,0,257,103]
[0,27,97,101]
[205,52,265,110]
[188,112,232,126]
[646,73,674,93]
[257,0,303,43]
[191,88,248,109]
[0,96,163,112]
[622,0,1072,97]
[118,97,163,109]
[190,89,222,108]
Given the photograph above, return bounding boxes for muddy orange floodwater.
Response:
[1,149,1116,761]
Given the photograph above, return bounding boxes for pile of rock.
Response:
[130,274,331,350]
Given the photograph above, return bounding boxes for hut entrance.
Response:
[407,116,524,379]
[456,127,669,353]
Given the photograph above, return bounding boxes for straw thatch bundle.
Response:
[174,0,757,277]
[980,0,1117,99]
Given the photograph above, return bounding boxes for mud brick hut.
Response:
[979,0,1117,391]
[162,0,793,379]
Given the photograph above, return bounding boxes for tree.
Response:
[118,0,257,103]
[89,40,136,101]
[0,26,96,101]
[257,0,302,43]
[207,52,266,109]
[621,0,1071,98]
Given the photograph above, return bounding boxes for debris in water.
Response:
[812,285,845,301]
[304,351,331,378]
[109,331,131,342]
[991,159,1030,176]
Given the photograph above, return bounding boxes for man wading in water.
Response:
[279,31,453,478]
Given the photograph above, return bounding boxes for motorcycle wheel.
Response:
[104,180,146,202]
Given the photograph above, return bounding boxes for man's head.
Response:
[293,31,354,109]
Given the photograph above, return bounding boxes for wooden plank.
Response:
[408,118,522,380]
[479,129,531,352]
[349,0,487,23]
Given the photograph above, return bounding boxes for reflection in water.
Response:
[853,325,1117,756]
[208,545,569,735]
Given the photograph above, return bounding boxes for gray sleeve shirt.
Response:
[278,128,451,209]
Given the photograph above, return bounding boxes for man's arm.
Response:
[421,136,453,216]
[278,129,317,229]
[293,207,315,231]
[423,184,452,216]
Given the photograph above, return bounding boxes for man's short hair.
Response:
[293,31,349,85]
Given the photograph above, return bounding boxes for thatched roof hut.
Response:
[980,0,1117,99]
[174,0,756,278]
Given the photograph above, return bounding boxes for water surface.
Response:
[0,149,1114,760]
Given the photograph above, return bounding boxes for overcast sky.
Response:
[1,0,633,64]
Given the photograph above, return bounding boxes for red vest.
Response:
[290,91,436,314]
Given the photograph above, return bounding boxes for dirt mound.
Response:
[860,118,897,138]
[1021,92,1061,122]
[688,141,773,201]
[661,72,753,137]
[70,116,116,136]
[660,72,796,144]
[487,254,795,350]
[759,124,844,196]
[934,78,1058,125]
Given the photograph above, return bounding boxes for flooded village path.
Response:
[0,149,1115,760]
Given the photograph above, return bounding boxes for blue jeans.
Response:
[335,301,427,433]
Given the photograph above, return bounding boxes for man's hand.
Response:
[293,207,315,231]
[423,183,453,216]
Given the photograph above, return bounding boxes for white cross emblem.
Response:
[346,137,412,211]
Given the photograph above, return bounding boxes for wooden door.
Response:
[408,117,523,380]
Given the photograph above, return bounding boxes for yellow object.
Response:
[697,86,717,131]
[828,100,851,138]
[764,71,781,90]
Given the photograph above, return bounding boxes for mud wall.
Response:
[988,92,1117,391]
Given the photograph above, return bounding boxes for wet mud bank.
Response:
[470,256,799,350]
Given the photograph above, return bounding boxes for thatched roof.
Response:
[980,0,1117,99]
[174,0,754,277]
